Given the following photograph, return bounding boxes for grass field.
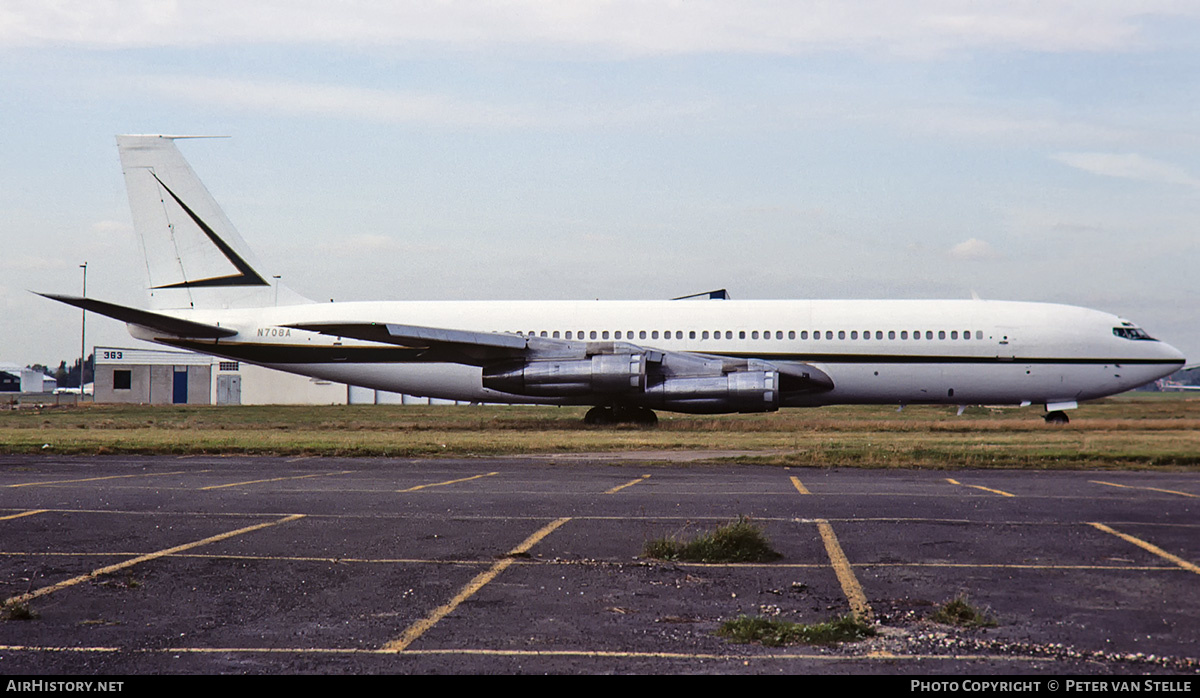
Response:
[2,393,1199,470]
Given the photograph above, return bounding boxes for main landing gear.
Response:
[583,405,659,426]
[1043,410,1070,425]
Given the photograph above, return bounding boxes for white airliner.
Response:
[40,135,1184,425]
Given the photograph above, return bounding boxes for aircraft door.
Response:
[995,328,1016,360]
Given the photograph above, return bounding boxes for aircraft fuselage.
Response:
[132,298,1184,409]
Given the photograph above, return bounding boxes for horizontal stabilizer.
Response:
[37,293,237,338]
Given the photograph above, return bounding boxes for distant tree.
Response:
[55,361,68,386]
[63,355,94,389]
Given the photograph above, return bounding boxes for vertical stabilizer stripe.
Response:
[150,172,269,288]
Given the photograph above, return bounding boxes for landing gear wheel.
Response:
[584,406,617,425]
[635,408,658,426]
[583,406,658,426]
[615,406,658,426]
[1043,410,1070,425]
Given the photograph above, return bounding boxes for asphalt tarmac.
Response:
[0,454,1196,675]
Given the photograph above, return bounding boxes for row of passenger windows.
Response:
[512,329,987,341]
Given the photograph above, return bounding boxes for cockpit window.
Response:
[1113,326,1155,341]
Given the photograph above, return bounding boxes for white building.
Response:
[0,363,57,393]
[93,347,346,405]
[91,347,465,405]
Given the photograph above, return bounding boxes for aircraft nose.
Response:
[1161,341,1186,365]
[1154,341,1186,382]
[1138,341,1186,386]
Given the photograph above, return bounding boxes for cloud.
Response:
[90,220,133,235]
[1051,152,1200,189]
[884,107,1140,146]
[0,254,71,271]
[948,238,1000,260]
[1,1,1191,56]
[143,76,531,127]
[138,75,708,128]
[312,234,449,258]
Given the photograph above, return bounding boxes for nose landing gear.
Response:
[1043,410,1070,425]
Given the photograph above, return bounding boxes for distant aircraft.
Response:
[1156,375,1200,391]
[40,135,1185,424]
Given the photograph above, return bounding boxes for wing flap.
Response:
[386,323,529,350]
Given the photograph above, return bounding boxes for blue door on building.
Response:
[173,369,188,404]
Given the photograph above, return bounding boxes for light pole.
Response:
[79,262,87,401]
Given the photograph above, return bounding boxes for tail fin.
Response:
[116,135,311,310]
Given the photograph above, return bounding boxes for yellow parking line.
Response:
[0,510,47,521]
[864,561,1177,571]
[3,514,305,606]
[0,550,496,565]
[200,471,353,490]
[0,644,1061,663]
[606,475,650,494]
[814,519,873,622]
[1090,481,1197,498]
[789,477,810,495]
[8,471,193,488]
[945,478,1015,497]
[397,472,499,493]
[396,648,1052,663]
[1088,522,1200,576]
[384,517,570,652]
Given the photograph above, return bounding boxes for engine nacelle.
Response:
[483,354,647,397]
[637,370,780,414]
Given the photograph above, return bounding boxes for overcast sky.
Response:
[3,1,1199,367]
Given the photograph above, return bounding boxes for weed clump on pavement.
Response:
[717,614,875,646]
[931,594,997,628]
[643,516,782,563]
[1,602,39,621]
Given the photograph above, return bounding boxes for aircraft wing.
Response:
[287,322,526,351]
[288,320,835,406]
[287,321,599,365]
